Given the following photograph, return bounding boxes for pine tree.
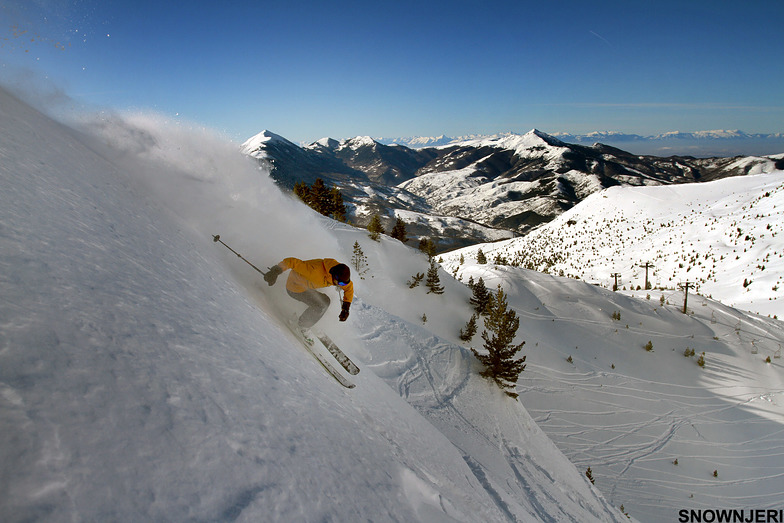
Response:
[476,248,487,264]
[459,314,478,342]
[367,214,384,241]
[418,237,437,258]
[471,286,527,398]
[390,218,408,243]
[310,178,331,215]
[351,241,369,279]
[469,277,492,315]
[493,253,508,265]
[330,187,347,222]
[294,179,346,222]
[425,259,444,294]
[293,181,312,206]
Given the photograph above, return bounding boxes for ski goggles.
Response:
[336,280,349,287]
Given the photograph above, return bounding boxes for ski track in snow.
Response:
[353,301,623,522]
[435,255,784,520]
[504,276,784,517]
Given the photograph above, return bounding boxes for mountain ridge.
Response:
[376,129,784,152]
[242,129,782,249]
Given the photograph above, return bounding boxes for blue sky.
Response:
[2,0,783,144]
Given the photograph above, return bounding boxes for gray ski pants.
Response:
[288,288,331,328]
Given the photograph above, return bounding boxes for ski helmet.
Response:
[329,263,351,285]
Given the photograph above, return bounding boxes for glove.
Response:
[264,265,282,286]
[339,301,350,322]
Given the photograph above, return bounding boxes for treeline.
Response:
[293,178,347,222]
[294,178,439,254]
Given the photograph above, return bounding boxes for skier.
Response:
[264,257,353,329]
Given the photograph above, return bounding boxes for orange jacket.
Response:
[277,257,354,303]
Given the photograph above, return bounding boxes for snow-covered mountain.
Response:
[4,85,784,523]
[397,129,780,233]
[377,135,455,148]
[383,130,784,157]
[553,129,784,143]
[241,130,511,251]
[441,166,784,318]
[243,129,782,245]
[239,129,292,160]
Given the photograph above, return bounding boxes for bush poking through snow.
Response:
[459,314,478,342]
[586,467,595,485]
[407,272,424,288]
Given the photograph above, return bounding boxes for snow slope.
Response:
[443,173,784,318]
[0,86,625,522]
[442,262,784,522]
[5,84,784,523]
[440,177,784,519]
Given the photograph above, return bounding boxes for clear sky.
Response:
[2,0,783,144]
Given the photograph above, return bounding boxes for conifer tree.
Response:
[471,285,527,398]
[367,214,384,241]
[425,259,444,294]
[351,241,369,279]
[459,314,478,342]
[469,277,492,315]
[476,248,487,264]
[330,187,347,222]
[390,218,408,243]
[293,179,347,222]
[293,181,312,206]
[493,253,508,265]
[418,237,437,258]
[310,178,331,215]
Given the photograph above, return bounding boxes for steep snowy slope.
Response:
[0,86,625,522]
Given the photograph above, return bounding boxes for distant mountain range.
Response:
[376,130,784,157]
[242,129,783,251]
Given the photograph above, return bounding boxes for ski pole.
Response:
[212,234,267,276]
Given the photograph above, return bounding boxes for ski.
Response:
[283,321,355,389]
[302,339,356,389]
[315,331,360,375]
